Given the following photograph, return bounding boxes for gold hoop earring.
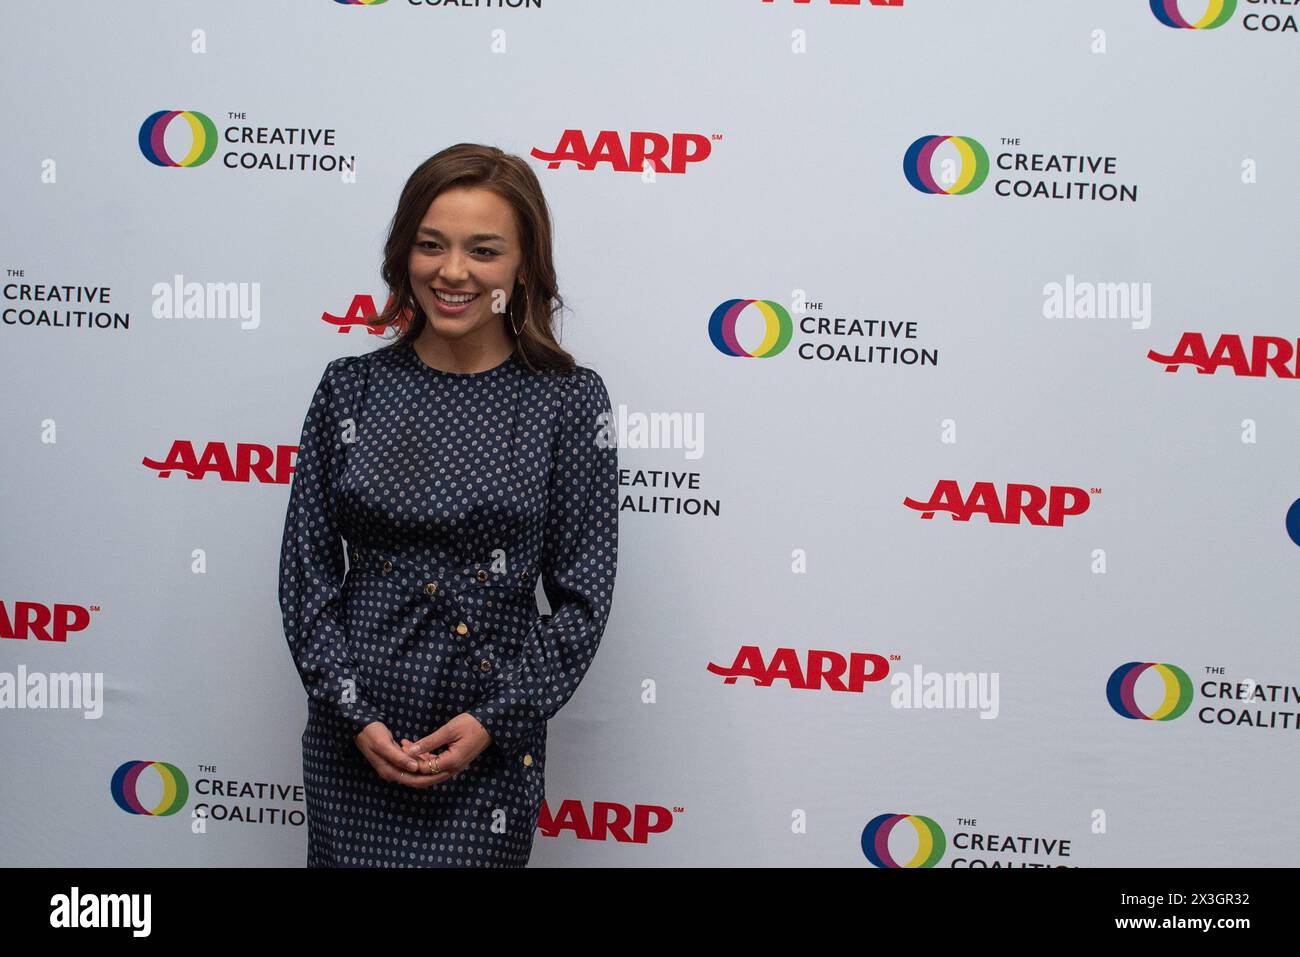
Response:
[509,283,530,338]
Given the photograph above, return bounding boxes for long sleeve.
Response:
[278,358,387,737]
[467,365,619,764]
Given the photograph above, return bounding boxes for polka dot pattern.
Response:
[278,339,619,867]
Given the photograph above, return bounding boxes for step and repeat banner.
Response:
[3,1,1298,867]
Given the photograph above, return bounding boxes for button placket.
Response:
[420,566,451,632]
[453,566,491,647]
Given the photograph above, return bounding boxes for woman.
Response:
[277,143,619,867]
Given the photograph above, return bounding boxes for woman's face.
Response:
[407,186,524,346]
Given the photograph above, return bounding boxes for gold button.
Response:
[479,659,491,672]
[381,559,393,573]
[522,754,533,767]
[424,582,438,595]
[456,622,468,636]
[351,550,359,562]
[475,569,488,582]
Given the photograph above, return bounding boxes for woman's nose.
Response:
[439,251,470,281]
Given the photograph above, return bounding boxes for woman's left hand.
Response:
[397,713,492,788]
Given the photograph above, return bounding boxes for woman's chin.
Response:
[425,315,489,340]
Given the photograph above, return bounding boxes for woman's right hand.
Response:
[354,721,422,782]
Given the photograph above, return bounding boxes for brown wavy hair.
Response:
[367,143,575,374]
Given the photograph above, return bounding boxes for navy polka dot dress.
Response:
[277,338,618,867]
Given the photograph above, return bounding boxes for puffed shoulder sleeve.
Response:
[468,365,620,764]
[278,358,387,737]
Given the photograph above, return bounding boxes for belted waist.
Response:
[345,543,539,598]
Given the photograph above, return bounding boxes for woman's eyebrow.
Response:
[417,226,506,243]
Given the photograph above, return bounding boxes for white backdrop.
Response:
[3,0,1298,867]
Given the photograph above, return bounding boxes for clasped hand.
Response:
[353,713,492,789]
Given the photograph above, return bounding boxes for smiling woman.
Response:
[278,143,619,868]
[405,190,519,354]
[366,144,581,377]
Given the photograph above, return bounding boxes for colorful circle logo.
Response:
[138,110,218,168]
[903,135,989,195]
[1106,662,1194,720]
[708,299,793,357]
[1150,0,1236,29]
[111,760,189,816]
[1286,498,1300,547]
[861,813,946,868]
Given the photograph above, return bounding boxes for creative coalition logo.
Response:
[3,280,128,331]
[138,109,356,173]
[1106,662,1193,720]
[1147,332,1300,378]
[139,111,217,167]
[861,813,945,868]
[530,130,716,174]
[111,761,189,816]
[1286,498,1300,547]
[904,134,1139,202]
[1152,0,1296,34]
[903,135,988,195]
[1107,661,1300,731]
[1150,0,1235,28]
[111,761,307,824]
[709,299,791,357]
[617,444,721,520]
[861,812,1074,867]
[708,297,939,369]
[903,480,1095,527]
